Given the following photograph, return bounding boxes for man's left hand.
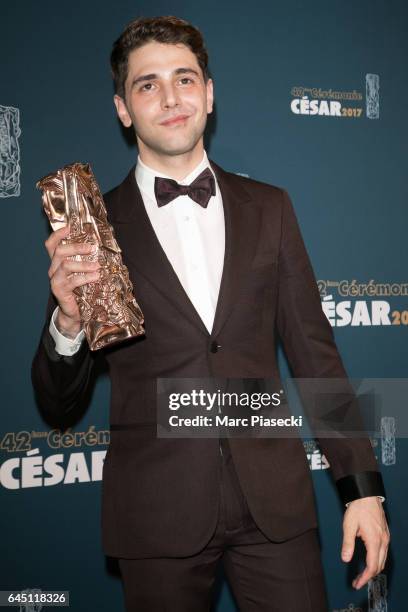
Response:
[341,496,390,589]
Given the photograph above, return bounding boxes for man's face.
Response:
[114,41,213,158]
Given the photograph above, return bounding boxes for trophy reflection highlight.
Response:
[37,162,145,351]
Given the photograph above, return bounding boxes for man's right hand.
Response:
[45,225,101,339]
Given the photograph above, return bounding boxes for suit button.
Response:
[210,340,221,353]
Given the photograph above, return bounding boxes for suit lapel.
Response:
[209,161,262,338]
[108,159,262,338]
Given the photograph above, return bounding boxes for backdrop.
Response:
[1,1,406,610]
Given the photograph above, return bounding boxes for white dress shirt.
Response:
[49,150,225,355]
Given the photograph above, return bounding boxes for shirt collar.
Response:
[135,150,214,201]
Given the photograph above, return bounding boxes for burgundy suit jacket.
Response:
[32,159,385,558]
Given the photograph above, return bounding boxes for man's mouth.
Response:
[160,114,190,127]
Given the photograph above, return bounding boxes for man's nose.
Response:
[161,82,180,109]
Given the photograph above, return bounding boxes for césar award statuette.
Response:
[37,162,145,351]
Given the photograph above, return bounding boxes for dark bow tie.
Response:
[154,167,216,208]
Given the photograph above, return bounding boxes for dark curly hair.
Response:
[110,16,210,99]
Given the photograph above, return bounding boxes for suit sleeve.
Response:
[276,188,386,505]
[31,291,95,420]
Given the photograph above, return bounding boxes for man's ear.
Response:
[113,94,132,128]
[206,78,214,114]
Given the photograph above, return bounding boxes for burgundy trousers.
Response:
[118,439,329,611]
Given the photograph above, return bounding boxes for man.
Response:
[32,15,390,612]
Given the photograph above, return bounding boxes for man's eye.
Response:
[140,83,154,91]
[179,77,193,84]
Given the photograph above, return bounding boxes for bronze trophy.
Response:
[37,162,145,350]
